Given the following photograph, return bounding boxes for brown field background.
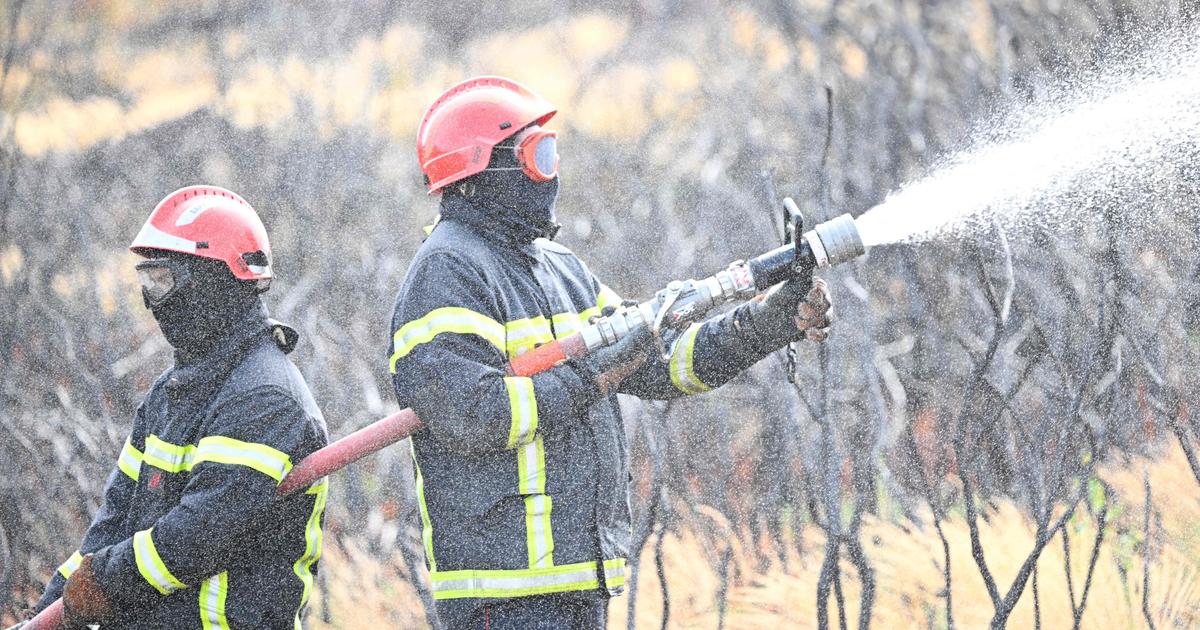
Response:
[2,1,1199,628]
[304,444,1200,629]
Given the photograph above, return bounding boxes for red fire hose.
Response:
[22,334,590,630]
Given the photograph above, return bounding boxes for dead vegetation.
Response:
[2,1,1199,628]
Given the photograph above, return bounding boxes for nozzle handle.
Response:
[747,241,816,291]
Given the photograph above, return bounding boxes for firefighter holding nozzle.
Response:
[390,77,833,629]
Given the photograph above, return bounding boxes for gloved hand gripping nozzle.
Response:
[575,198,866,358]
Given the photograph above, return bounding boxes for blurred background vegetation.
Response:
[2,1,1199,627]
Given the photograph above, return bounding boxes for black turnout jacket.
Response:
[37,308,329,629]
[388,202,795,621]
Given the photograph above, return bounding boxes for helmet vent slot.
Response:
[243,251,269,266]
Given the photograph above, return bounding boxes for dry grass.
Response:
[311,443,1200,629]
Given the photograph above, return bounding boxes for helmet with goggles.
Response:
[417,76,559,193]
[130,185,273,302]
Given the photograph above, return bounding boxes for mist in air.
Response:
[857,27,1200,247]
[2,3,1199,629]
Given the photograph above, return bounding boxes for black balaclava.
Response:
[146,254,264,363]
[439,141,560,244]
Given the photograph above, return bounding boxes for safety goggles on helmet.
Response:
[490,126,559,182]
[135,257,192,307]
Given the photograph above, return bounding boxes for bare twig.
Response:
[1077,510,1107,620]
[1141,469,1157,630]
[655,515,670,630]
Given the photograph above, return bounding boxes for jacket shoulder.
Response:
[394,222,499,314]
[224,335,324,425]
[417,220,496,265]
[536,237,576,256]
[536,238,597,287]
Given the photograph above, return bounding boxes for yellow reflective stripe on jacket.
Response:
[143,435,196,473]
[504,306,607,359]
[198,572,229,630]
[523,493,553,568]
[504,377,538,449]
[669,324,711,395]
[195,436,293,483]
[118,439,143,481]
[133,528,187,595]
[411,442,436,572]
[57,551,83,579]
[551,310,595,338]
[517,432,552,568]
[605,557,628,588]
[430,558,625,600]
[292,478,329,630]
[504,317,554,359]
[390,307,506,372]
[142,435,293,482]
[596,284,622,311]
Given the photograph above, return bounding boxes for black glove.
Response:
[737,276,832,352]
[569,307,655,397]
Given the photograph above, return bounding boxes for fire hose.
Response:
[19,199,864,630]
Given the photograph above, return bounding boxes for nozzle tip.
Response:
[807,214,865,267]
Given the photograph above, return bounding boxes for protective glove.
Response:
[62,554,113,629]
[738,276,832,351]
[570,306,655,396]
[4,621,28,630]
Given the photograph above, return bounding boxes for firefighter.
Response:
[28,186,330,629]
[390,76,832,629]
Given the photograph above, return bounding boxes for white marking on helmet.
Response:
[175,203,210,227]
[134,223,197,253]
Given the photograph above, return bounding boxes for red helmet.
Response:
[417,76,556,194]
[129,185,273,291]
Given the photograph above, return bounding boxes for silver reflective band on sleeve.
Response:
[669,324,711,395]
[57,551,84,579]
[118,439,143,481]
[430,558,626,600]
[604,558,626,587]
[143,435,196,473]
[390,307,506,372]
[133,528,187,595]
[505,317,554,358]
[194,436,293,483]
[140,434,293,482]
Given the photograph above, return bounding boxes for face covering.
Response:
[142,255,261,360]
[442,143,561,242]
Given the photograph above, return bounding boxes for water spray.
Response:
[855,28,1200,247]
